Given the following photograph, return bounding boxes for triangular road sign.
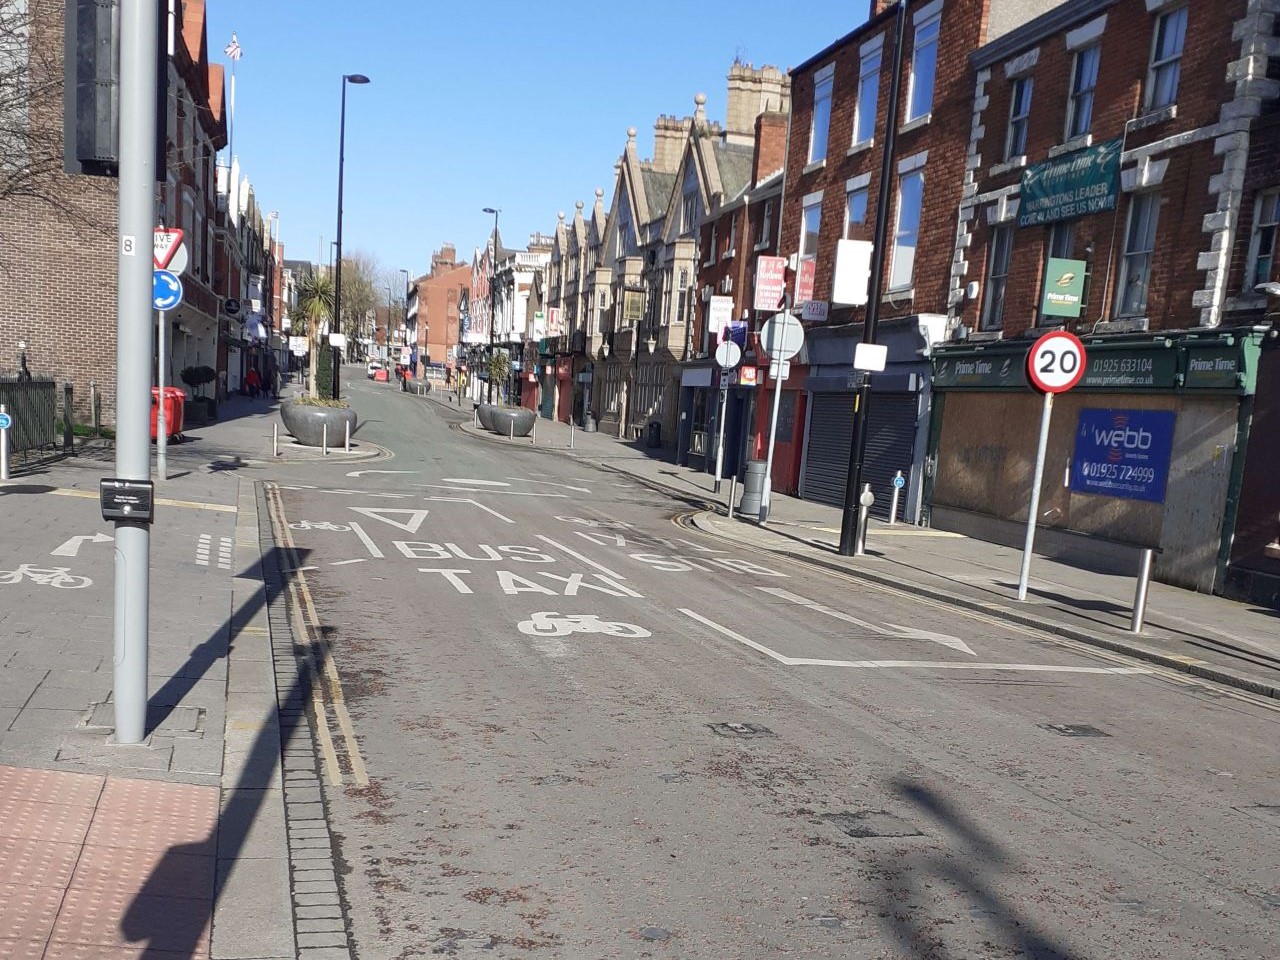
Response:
[154,228,184,269]
[349,507,430,534]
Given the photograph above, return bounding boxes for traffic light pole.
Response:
[112,0,160,745]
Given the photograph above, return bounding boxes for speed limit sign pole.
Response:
[1018,331,1087,601]
[713,339,742,494]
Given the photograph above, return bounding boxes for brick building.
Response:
[417,244,471,372]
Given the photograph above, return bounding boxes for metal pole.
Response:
[113,0,158,745]
[333,78,348,401]
[838,0,908,556]
[1017,390,1055,601]
[0,404,9,481]
[90,381,100,435]
[322,422,328,456]
[570,418,575,449]
[713,381,728,494]
[888,470,902,525]
[758,361,785,523]
[156,308,167,480]
[855,483,872,556]
[487,209,499,404]
[62,382,74,455]
[727,471,737,520]
[273,421,279,457]
[1131,548,1155,633]
[344,418,351,453]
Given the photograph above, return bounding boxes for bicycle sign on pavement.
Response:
[517,612,651,639]
[0,564,93,589]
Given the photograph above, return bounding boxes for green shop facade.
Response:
[924,328,1272,595]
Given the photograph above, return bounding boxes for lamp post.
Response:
[400,268,412,370]
[482,207,500,403]
[333,72,369,401]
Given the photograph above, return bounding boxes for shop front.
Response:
[556,357,573,424]
[927,329,1269,593]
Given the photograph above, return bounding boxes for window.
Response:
[1247,191,1280,290]
[1116,193,1160,316]
[845,187,869,237]
[758,200,775,247]
[1147,6,1187,110]
[800,197,822,259]
[1040,221,1078,319]
[809,65,835,163]
[907,13,940,121]
[981,226,1013,330]
[1005,75,1033,160]
[889,171,924,289]
[1067,45,1099,139]
[853,48,881,146]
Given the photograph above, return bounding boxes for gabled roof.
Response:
[641,168,676,222]
[710,140,754,203]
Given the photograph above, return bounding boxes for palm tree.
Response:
[294,270,335,399]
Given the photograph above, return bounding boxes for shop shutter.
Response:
[801,392,918,519]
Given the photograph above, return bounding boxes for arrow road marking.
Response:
[346,470,418,478]
[680,610,1149,674]
[757,586,976,656]
[349,507,430,534]
[51,533,114,558]
[507,477,591,494]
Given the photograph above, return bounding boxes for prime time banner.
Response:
[1018,138,1121,228]
[1071,408,1176,503]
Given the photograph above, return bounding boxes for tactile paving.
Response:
[70,842,215,902]
[0,937,48,960]
[0,882,64,941]
[84,779,218,852]
[0,795,95,845]
[0,837,82,888]
[49,887,211,956]
[42,942,201,959]
[0,765,103,808]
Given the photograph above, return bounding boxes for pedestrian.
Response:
[245,366,261,399]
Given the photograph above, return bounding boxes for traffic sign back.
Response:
[714,341,742,369]
[760,312,804,361]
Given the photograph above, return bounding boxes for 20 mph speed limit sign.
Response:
[1027,330,1087,393]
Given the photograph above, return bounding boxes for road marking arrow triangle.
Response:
[349,507,430,534]
[884,624,976,656]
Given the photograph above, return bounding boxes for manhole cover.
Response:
[1039,723,1110,737]
[822,810,923,839]
[708,722,776,739]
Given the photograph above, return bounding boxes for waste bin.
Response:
[738,459,767,517]
[583,412,597,433]
[150,387,185,440]
[646,421,662,448]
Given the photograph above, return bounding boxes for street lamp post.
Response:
[333,72,369,401]
[400,268,412,371]
[482,207,500,404]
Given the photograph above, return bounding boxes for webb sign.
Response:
[1071,408,1176,503]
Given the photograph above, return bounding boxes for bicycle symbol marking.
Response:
[0,564,93,589]
[517,612,650,639]
[289,521,352,532]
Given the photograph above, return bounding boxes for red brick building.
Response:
[418,244,471,372]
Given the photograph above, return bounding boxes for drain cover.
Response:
[708,721,776,738]
[1039,723,1110,737]
[822,810,923,839]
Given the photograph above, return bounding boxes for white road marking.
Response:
[422,497,514,523]
[346,469,417,478]
[418,485,567,497]
[331,558,368,566]
[509,477,591,493]
[441,478,509,486]
[51,533,113,557]
[349,507,430,534]
[678,609,1150,674]
[347,522,385,559]
[758,586,976,656]
[535,535,626,580]
[282,566,319,574]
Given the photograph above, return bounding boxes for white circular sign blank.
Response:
[1027,331,1087,393]
[760,312,804,361]
[714,341,742,369]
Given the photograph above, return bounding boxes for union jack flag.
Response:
[224,33,242,61]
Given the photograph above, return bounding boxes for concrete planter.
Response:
[280,399,357,447]
[489,406,536,438]
[477,404,498,431]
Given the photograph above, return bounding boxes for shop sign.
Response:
[1184,347,1242,390]
[795,258,816,305]
[933,350,1028,389]
[622,290,644,324]
[1018,138,1121,227]
[1079,348,1177,390]
[1039,258,1088,317]
[737,366,760,386]
[1071,408,1176,503]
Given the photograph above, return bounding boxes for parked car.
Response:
[366,360,382,379]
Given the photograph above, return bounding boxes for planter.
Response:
[280,399,357,447]
[477,404,498,431]
[489,406,536,438]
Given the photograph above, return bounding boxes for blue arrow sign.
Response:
[0,412,11,430]
[153,270,183,311]
[892,474,906,489]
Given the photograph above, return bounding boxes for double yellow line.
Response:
[264,482,369,787]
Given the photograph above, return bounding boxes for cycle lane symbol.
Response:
[517,612,651,639]
[0,564,93,589]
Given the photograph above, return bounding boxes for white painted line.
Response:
[349,507,430,534]
[441,477,510,486]
[535,535,626,580]
[680,609,791,664]
[282,566,319,574]
[347,522,385,559]
[331,558,368,566]
[509,477,590,493]
[51,533,113,558]
[347,469,417,478]
[417,484,566,497]
[422,496,515,524]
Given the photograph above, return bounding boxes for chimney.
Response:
[752,112,789,186]
[651,114,686,173]
[725,62,791,146]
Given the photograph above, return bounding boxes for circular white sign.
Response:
[1027,331,1087,393]
[714,341,742,369]
[760,312,804,361]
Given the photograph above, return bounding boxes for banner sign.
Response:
[622,290,644,325]
[1071,408,1176,503]
[1040,257,1088,317]
[1018,138,1121,227]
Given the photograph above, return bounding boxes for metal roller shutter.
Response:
[801,392,918,519]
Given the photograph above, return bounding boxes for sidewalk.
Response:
[444,397,1280,700]
[0,396,350,958]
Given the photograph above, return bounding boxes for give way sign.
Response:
[154,228,184,270]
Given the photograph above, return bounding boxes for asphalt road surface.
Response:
[267,372,1280,959]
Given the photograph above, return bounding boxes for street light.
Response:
[332,72,369,401]
[483,207,500,403]
[400,268,412,368]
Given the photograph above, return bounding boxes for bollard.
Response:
[888,470,903,526]
[854,483,874,556]
[273,421,279,457]
[90,381,100,436]
[62,382,74,455]
[727,472,737,520]
[531,419,537,446]
[0,403,9,481]
[322,422,328,457]
[570,419,575,450]
[344,418,351,453]
[1131,548,1155,634]
[509,418,514,440]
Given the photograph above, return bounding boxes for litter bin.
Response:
[738,459,767,517]
[583,412,597,433]
[646,421,662,448]
[150,387,185,440]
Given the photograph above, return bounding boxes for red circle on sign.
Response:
[1027,330,1087,394]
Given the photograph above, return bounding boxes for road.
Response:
[267,372,1280,959]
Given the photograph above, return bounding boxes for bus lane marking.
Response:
[348,521,385,558]
[535,535,626,580]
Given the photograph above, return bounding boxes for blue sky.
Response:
[204,1,866,282]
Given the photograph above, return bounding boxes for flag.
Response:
[224,32,242,61]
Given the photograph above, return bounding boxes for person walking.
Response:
[245,366,261,399]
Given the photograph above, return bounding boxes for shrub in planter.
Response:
[280,395,356,447]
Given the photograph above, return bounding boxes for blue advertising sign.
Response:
[1071,408,1176,503]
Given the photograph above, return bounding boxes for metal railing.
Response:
[0,379,58,455]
